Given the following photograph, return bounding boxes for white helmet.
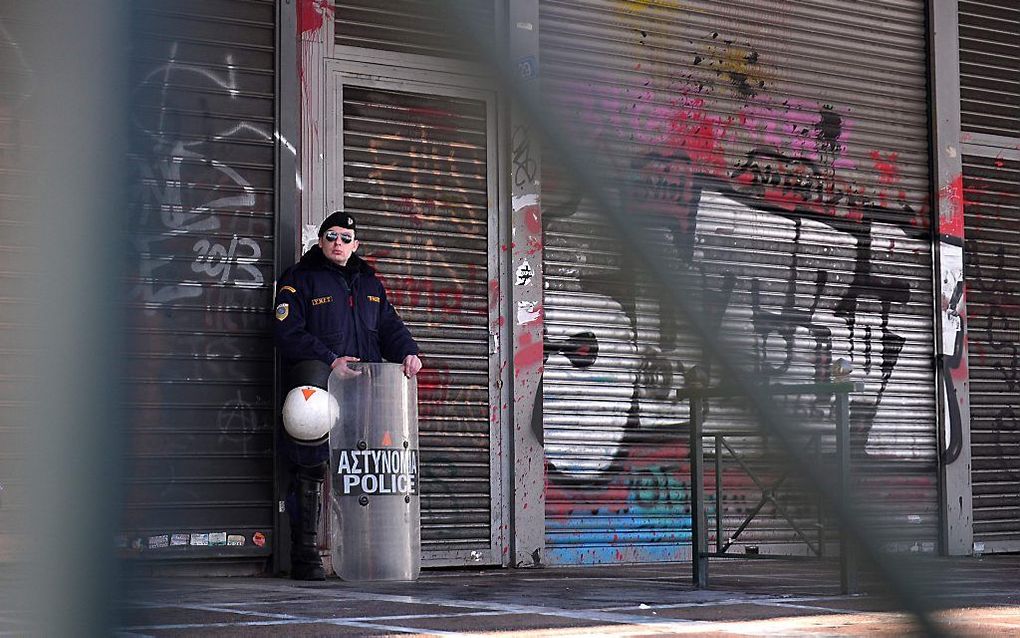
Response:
[282,360,336,445]
[282,384,337,445]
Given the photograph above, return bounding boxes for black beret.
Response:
[318,211,357,236]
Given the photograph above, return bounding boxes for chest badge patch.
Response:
[275,303,289,321]
[367,295,380,303]
[312,295,334,306]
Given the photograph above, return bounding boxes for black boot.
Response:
[290,464,327,581]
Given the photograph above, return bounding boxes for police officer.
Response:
[274,210,422,580]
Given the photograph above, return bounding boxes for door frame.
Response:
[320,60,509,567]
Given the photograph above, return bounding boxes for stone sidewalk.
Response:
[35,555,1020,636]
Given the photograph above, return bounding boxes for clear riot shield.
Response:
[328,362,420,581]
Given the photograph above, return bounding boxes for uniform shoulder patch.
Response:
[367,295,381,303]
[275,303,290,321]
[279,285,297,294]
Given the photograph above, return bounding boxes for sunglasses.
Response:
[324,230,355,244]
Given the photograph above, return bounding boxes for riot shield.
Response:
[328,362,420,581]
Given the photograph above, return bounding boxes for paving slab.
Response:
[7,554,1020,636]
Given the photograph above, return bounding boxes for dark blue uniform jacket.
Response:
[273,246,419,368]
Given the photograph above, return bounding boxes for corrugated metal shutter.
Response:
[0,10,35,559]
[960,0,1020,554]
[339,85,496,558]
[335,1,495,60]
[122,0,277,561]
[540,0,937,564]
[965,155,1020,552]
[959,0,1019,138]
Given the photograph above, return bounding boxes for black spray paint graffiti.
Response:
[967,242,1020,476]
[512,123,538,188]
[751,254,832,383]
[722,147,917,442]
[607,147,913,383]
[545,331,598,368]
[544,144,921,480]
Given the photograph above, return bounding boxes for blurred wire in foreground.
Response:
[2,1,128,635]
[438,1,947,635]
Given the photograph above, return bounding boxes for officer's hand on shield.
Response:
[402,354,422,378]
[331,355,362,378]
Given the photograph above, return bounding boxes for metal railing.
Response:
[679,378,864,594]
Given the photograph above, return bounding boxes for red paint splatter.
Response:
[665,96,727,169]
[870,150,900,185]
[298,0,333,35]
[520,204,541,234]
[525,236,543,256]
[763,188,800,212]
[938,174,965,238]
[513,332,544,376]
[489,279,500,308]
[733,170,755,186]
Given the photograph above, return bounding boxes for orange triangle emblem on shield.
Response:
[301,388,316,401]
[382,431,392,446]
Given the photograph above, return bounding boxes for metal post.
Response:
[817,434,825,557]
[273,0,300,578]
[835,389,858,594]
[507,0,546,567]
[928,0,974,558]
[715,435,723,554]
[691,394,708,588]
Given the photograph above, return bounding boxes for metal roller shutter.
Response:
[335,0,495,60]
[338,85,497,560]
[959,0,1020,138]
[540,0,937,564]
[960,0,1020,554]
[122,0,277,561]
[965,156,1020,551]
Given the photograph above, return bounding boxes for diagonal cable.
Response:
[439,2,952,635]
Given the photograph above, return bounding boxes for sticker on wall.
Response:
[190,533,209,546]
[517,300,540,325]
[209,532,227,547]
[515,260,534,286]
[170,533,189,547]
[939,241,964,357]
[252,532,266,548]
[147,535,169,549]
[226,534,245,547]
